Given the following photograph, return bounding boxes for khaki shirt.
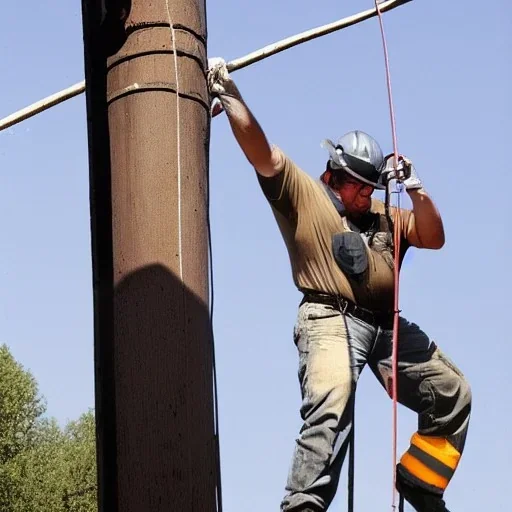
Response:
[258,147,422,311]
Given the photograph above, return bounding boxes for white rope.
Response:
[163,11,223,511]
[165,0,183,281]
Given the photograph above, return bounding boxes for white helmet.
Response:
[322,130,386,189]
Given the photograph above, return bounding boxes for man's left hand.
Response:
[384,155,423,191]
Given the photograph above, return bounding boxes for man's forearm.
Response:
[218,89,275,175]
[208,58,282,178]
[409,188,445,249]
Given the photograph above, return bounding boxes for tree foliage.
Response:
[0,344,45,463]
[0,345,98,511]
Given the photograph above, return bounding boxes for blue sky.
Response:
[0,0,510,510]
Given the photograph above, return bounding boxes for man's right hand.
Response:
[207,57,238,99]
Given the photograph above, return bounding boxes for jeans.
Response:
[281,301,471,512]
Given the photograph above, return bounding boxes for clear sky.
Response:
[0,0,510,511]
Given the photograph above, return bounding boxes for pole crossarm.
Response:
[0,0,412,132]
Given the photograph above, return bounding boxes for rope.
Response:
[347,392,356,512]
[165,0,184,281]
[206,81,224,512]
[373,1,404,510]
[164,4,223,511]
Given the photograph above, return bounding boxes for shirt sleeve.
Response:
[390,207,425,248]
[256,146,312,218]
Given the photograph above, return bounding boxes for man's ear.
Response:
[320,169,331,185]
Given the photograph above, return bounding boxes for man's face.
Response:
[337,176,374,215]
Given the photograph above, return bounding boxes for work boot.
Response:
[396,474,450,512]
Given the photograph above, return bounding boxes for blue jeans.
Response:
[281,301,471,512]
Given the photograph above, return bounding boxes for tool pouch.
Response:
[332,231,369,282]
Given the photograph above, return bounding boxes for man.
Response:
[207,58,471,512]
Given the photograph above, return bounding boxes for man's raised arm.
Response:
[207,58,282,178]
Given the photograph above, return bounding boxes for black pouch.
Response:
[332,231,369,281]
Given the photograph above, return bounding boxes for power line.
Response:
[0,0,411,132]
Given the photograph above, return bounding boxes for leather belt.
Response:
[299,289,394,329]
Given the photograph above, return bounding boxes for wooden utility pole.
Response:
[81,1,217,511]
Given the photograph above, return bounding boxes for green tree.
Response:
[0,344,47,510]
[62,411,98,512]
[4,418,68,512]
[0,344,45,463]
[0,345,98,512]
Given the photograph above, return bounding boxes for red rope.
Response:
[374,1,403,510]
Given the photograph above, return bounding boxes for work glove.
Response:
[207,57,231,96]
[207,57,241,116]
[383,154,423,190]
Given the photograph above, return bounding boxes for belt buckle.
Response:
[336,296,349,314]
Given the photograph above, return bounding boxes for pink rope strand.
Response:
[374,1,403,510]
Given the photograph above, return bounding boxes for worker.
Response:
[207,57,471,512]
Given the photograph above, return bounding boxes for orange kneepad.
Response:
[400,433,461,491]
